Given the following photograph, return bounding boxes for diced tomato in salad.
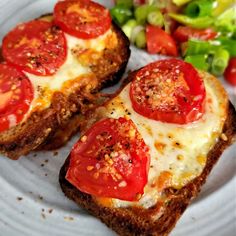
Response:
[224,58,236,86]
[173,26,217,42]
[146,25,178,56]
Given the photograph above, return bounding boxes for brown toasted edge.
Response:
[59,102,236,236]
[0,89,95,160]
[96,21,131,89]
[0,18,130,158]
[39,95,110,150]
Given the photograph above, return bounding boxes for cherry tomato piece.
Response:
[173,26,217,42]
[146,25,178,56]
[224,58,236,86]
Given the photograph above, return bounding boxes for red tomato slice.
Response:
[133,0,146,5]
[0,63,33,132]
[146,25,178,56]
[130,59,206,124]
[2,20,67,76]
[54,0,111,39]
[224,58,236,86]
[173,26,217,43]
[66,117,150,201]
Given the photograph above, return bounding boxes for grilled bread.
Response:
[0,1,130,160]
[59,60,236,236]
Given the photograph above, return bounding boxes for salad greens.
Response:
[184,0,214,18]
[168,14,214,28]
[110,0,236,79]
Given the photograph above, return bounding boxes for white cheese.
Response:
[97,78,227,208]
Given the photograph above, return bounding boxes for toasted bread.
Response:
[0,15,130,160]
[59,70,236,236]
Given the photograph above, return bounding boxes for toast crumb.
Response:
[48,209,53,214]
[220,133,228,141]
[53,151,58,156]
[17,197,23,201]
[64,216,74,222]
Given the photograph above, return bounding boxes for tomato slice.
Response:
[146,25,178,56]
[130,59,206,124]
[54,0,111,39]
[0,63,33,132]
[2,20,67,76]
[173,26,217,43]
[66,117,150,201]
[224,58,236,86]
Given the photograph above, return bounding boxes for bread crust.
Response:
[59,73,236,235]
[0,18,130,159]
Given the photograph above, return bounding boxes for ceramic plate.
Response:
[0,1,235,235]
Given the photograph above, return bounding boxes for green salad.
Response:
[110,0,236,85]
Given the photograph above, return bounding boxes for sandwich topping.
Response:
[66,58,228,207]
[54,0,111,39]
[0,0,115,133]
[130,59,206,124]
[0,64,33,132]
[66,117,150,201]
[2,20,67,76]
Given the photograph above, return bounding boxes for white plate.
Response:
[0,1,235,235]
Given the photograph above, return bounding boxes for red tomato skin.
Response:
[224,58,236,86]
[54,0,111,39]
[173,26,217,42]
[0,63,33,132]
[146,25,178,56]
[2,20,67,76]
[133,0,146,5]
[66,117,150,201]
[130,59,206,124]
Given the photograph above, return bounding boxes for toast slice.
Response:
[59,68,236,235]
[0,14,130,160]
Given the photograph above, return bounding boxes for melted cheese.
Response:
[24,29,113,116]
[94,75,228,209]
